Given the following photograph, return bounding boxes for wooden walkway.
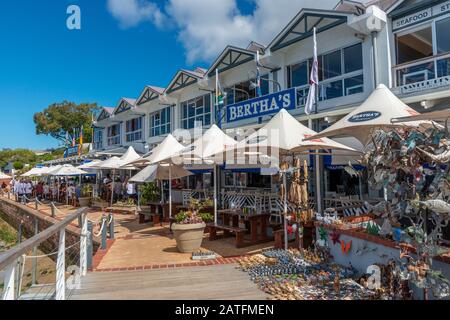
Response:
[69,264,268,300]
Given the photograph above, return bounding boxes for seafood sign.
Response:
[226,88,296,122]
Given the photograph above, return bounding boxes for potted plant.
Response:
[139,182,160,206]
[91,196,109,209]
[78,185,92,207]
[172,199,213,253]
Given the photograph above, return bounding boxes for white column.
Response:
[283,173,288,250]
[2,262,16,300]
[79,214,88,276]
[214,164,218,225]
[56,229,66,300]
[169,166,172,218]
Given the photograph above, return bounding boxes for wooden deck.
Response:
[68,264,268,300]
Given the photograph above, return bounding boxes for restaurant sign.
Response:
[226,88,296,123]
[348,111,381,123]
[64,146,79,158]
[393,1,450,31]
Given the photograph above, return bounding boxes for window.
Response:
[107,124,121,146]
[181,94,211,129]
[125,117,143,142]
[287,43,363,106]
[436,17,450,54]
[225,75,270,105]
[93,128,103,149]
[150,107,171,137]
[344,44,363,73]
[396,26,433,64]
[223,171,247,188]
[322,50,342,80]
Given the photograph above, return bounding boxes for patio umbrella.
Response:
[235,108,357,249]
[304,84,433,146]
[126,134,186,219]
[21,167,48,177]
[166,125,237,224]
[50,164,88,204]
[78,160,101,169]
[97,146,141,206]
[130,164,192,183]
[391,108,450,123]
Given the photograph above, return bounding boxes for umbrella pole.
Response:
[111,170,115,207]
[359,176,363,200]
[169,166,172,219]
[214,164,218,225]
[314,151,322,214]
[283,172,288,250]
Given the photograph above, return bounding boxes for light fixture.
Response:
[420,100,434,109]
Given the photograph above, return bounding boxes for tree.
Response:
[33,101,99,145]
[13,161,24,170]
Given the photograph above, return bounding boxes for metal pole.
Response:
[214,165,218,225]
[80,214,88,276]
[86,221,93,270]
[110,170,115,207]
[109,214,115,239]
[169,166,172,219]
[101,217,107,249]
[283,173,288,250]
[371,31,378,88]
[51,202,56,218]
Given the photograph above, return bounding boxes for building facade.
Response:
[90,0,450,195]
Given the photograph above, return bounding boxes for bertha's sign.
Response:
[226,88,296,123]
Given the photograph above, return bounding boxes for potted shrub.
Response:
[139,182,160,206]
[91,196,109,209]
[172,199,213,253]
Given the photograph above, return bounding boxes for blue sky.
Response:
[0,0,336,150]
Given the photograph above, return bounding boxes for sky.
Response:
[0,0,341,150]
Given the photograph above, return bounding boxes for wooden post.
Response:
[2,262,16,300]
[35,198,38,210]
[51,203,56,218]
[101,217,107,249]
[87,221,93,270]
[108,214,114,239]
[55,229,66,300]
[31,217,39,285]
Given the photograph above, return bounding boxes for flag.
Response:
[72,128,76,147]
[255,51,262,97]
[215,69,224,106]
[305,27,318,115]
[78,125,83,155]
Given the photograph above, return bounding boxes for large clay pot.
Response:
[172,222,206,253]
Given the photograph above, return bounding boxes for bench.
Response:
[208,224,247,248]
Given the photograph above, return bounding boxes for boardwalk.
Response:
[69,264,268,300]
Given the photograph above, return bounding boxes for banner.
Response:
[226,88,296,123]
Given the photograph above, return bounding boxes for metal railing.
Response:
[392,52,450,88]
[0,206,90,300]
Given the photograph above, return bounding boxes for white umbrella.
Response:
[167,125,237,224]
[97,147,141,206]
[130,164,192,183]
[0,172,11,179]
[78,160,101,169]
[43,165,63,176]
[235,108,358,249]
[304,84,433,145]
[127,134,186,219]
[391,108,450,123]
[51,164,87,176]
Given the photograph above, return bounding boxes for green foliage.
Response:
[139,182,160,204]
[33,101,99,144]
[174,210,210,224]
[13,161,24,170]
[0,220,17,247]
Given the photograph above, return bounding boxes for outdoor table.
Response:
[217,209,270,245]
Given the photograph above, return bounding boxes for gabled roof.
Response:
[268,9,351,52]
[136,86,165,106]
[207,45,257,77]
[165,69,205,94]
[246,41,266,54]
[113,98,136,115]
[333,0,367,15]
[97,107,115,122]
[387,0,442,17]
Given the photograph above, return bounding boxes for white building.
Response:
[90,0,450,196]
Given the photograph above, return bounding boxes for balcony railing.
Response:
[393,53,450,90]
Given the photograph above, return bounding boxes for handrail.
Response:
[0,207,88,271]
[392,52,450,70]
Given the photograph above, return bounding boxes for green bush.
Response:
[139,182,160,204]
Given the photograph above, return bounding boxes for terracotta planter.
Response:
[172,222,206,253]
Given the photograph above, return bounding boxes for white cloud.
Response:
[107,0,166,29]
[166,0,339,63]
[108,0,341,62]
